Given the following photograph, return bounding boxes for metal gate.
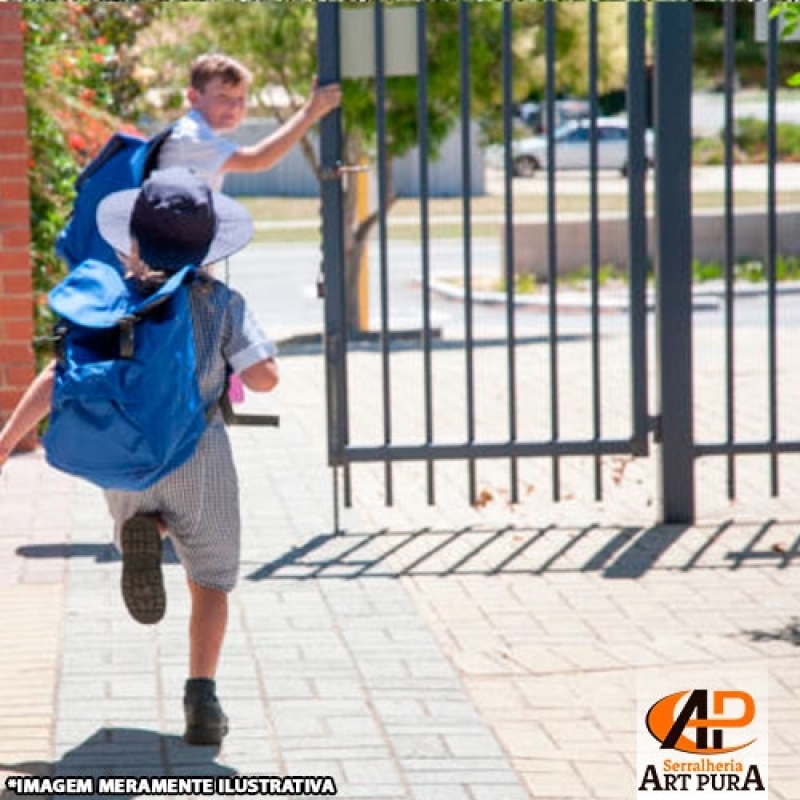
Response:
[316,2,794,525]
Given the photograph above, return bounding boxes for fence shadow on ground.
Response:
[0,727,235,800]
[743,616,800,648]
[14,540,181,565]
[245,520,800,582]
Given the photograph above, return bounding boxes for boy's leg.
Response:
[183,579,230,746]
[187,579,228,678]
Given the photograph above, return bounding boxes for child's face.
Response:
[189,77,248,132]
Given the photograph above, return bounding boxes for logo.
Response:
[646,689,756,755]
[636,673,768,797]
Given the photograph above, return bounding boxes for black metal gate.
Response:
[316,2,795,525]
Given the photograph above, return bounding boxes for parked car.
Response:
[516,98,591,133]
[486,117,655,178]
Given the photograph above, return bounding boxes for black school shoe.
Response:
[120,515,166,625]
[184,678,229,746]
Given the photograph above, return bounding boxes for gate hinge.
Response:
[648,414,662,444]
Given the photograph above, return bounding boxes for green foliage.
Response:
[23,3,158,358]
[734,116,800,161]
[772,3,800,38]
[696,117,800,167]
[692,257,800,284]
[694,2,800,88]
[692,136,726,166]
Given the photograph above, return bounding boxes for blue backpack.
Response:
[43,259,208,491]
[56,127,174,271]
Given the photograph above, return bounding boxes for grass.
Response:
[239,190,800,244]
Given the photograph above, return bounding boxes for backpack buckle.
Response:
[118,316,136,359]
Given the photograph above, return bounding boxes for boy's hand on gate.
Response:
[306,76,342,122]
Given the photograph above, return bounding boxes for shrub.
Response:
[22,3,158,361]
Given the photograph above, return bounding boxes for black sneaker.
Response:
[120,515,165,625]
[184,679,229,746]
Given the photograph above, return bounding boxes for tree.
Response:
[138,2,627,330]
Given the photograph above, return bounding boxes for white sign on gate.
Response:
[340,6,418,79]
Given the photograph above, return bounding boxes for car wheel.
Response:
[514,155,539,178]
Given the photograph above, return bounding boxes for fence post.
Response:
[654,3,695,523]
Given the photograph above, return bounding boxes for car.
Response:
[516,98,591,133]
[485,117,655,178]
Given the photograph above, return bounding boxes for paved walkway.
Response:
[2,321,800,799]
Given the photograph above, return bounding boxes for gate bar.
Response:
[766,6,780,496]
[654,2,695,523]
[545,2,561,501]
[627,2,649,457]
[459,1,478,505]
[373,2,394,506]
[723,1,737,499]
[317,1,348,471]
[588,2,603,500]
[416,3,436,506]
[345,438,640,463]
[501,2,520,504]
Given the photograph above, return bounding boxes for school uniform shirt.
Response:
[158,109,238,191]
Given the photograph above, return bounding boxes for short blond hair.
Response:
[190,53,252,92]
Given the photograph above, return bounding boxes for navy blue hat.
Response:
[97,167,253,271]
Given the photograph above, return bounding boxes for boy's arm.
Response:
[223,80,341,174]
[239,357,279,393]
[0,361,56,469]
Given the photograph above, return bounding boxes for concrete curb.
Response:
[423,277,800,313]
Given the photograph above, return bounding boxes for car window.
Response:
[565,127,589,142]
[599,126,628,141]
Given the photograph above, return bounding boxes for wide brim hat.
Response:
[97,167,253,270]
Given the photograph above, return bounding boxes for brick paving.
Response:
[1,291,800,799]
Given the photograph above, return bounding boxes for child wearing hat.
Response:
[0,167,278,747]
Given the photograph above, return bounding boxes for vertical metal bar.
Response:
[627,2,649,457]
[344,462,352,508]
[545,2,561,501]
[723,1,737,500]
[654,2,695,524]
[459,1,477,505]
[501,2,519,504]
[332,467,341,535]
[416,3,435,506]
[317,3,350,477]
[588,2,602,501]
[766,3,779,496]
[374,3,394,506]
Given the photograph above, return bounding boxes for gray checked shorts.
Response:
[104,421,240,592]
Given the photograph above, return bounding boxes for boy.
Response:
[0,167,278,747]
[159,52,342,189]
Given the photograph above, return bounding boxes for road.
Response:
[228,239,800,346]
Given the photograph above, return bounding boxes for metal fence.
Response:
[316,2,795,525]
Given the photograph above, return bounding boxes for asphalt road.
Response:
[228,239,800,346]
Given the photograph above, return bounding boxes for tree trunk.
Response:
[341,149,395,334]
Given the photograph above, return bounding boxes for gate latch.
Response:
[320,162,370,182]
